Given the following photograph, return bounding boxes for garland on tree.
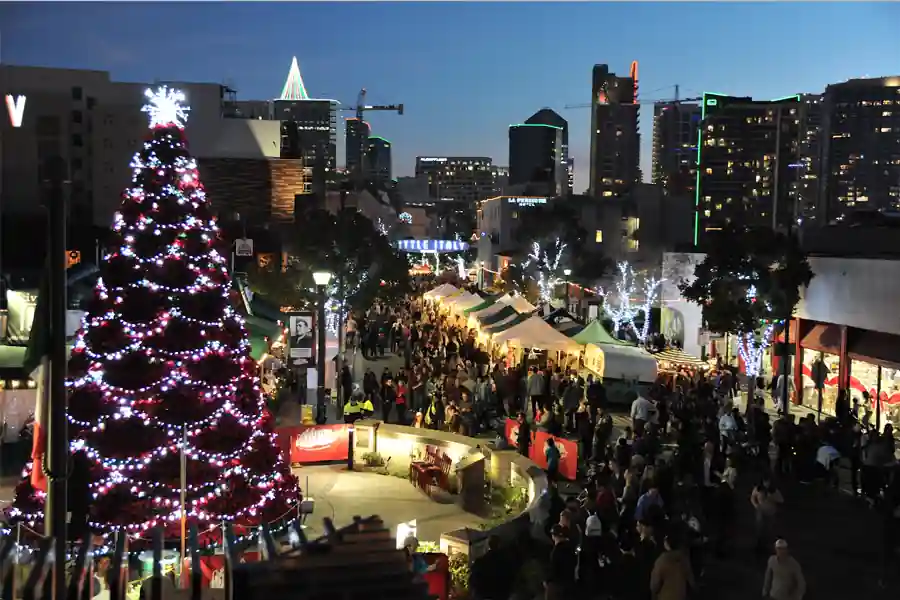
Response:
[10,87,299,547]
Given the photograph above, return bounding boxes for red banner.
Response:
[281,424,350,464]
[504,418,578,480]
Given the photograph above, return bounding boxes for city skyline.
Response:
[3,2,899,192]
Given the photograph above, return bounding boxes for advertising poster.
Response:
[504,418,578,480]
[283,424,350,464]
[286,311,315,367]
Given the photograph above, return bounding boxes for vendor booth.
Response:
[443,292,484,315]
[491,316,582,370]
[544,308,585,337]
[463,296,496,315]
[651,347,708,372]
[572,321,658,404]
[424,283,459,301]
[495,293,536,314]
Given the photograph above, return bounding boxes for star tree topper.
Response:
[142,86,190,129]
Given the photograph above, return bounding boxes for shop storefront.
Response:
[789,318,900,435]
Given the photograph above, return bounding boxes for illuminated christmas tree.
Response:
[11,87,299,545]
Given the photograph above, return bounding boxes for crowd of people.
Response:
[335,282,899,600]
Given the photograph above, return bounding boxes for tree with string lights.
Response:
[11,87,299,546]
[599,262,664,343]
[679,223,812,398]
[521,238,568,305]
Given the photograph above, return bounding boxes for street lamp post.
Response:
[312,271,332,423]
[563,268,572,310]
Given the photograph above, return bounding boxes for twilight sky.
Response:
[3,2,899,192]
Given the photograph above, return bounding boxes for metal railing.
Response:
[1,518,314,600]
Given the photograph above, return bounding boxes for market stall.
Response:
[572,321,658,384]
[443,292,484,315]
[492,316,582,353]
[651,347,708,372]
[470,304,518,330]
[496,293,537,314]
[424,283,459,301]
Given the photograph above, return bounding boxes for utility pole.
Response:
[44,155,68,600]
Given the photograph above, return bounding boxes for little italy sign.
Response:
[5,94,25,128]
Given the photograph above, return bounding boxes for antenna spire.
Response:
[280,56,310,101]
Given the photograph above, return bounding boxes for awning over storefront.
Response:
[800,322,842,354]
[848,329,900,368]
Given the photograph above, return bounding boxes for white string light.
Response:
[521,237,567,304]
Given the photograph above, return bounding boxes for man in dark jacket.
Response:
[544,524,577,600]
[516,411,532,458]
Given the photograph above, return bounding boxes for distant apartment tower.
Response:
[652,102,701,196]
[508,108,570,197]
[272,57,338,196]
[414,156,496,204]
[365,136,392,186]
[797,94,824,224]
[819,76,900,223]
[695,93,801,245]
[345,117,370,175]
[567,157,575,194]
[589,62,641,199]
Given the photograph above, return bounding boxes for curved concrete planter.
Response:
[350,420,548,558]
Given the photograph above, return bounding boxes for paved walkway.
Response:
[293,464,483,544]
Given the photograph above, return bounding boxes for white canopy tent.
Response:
[584,343,658,383]
[444,292,482,314]
[496,293,536,314]
[491,316,581,353]
[424,283,459,300]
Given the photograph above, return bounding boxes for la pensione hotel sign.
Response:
[5,94,26,128]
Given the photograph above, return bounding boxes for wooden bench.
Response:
[409,445,453,496]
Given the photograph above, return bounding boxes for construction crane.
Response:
[564,84,701,109]
[340,88,404,190]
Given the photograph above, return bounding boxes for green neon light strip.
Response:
[509,123,563,130]
[369,135,392,145]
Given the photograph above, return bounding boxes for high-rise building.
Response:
[272,58,337,197]
[589,62,641,199]
[567,157,575,194]
[694,93,801,246]
[414,156,496,204]
[652,102,701,196]
[345,117,370,175]
[819,76,900,223]
[508,108,569,197]
[797,94,824,224]
[365,135,392,186]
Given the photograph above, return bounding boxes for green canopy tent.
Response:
[571,320,633,346]
[463,297,496,315]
